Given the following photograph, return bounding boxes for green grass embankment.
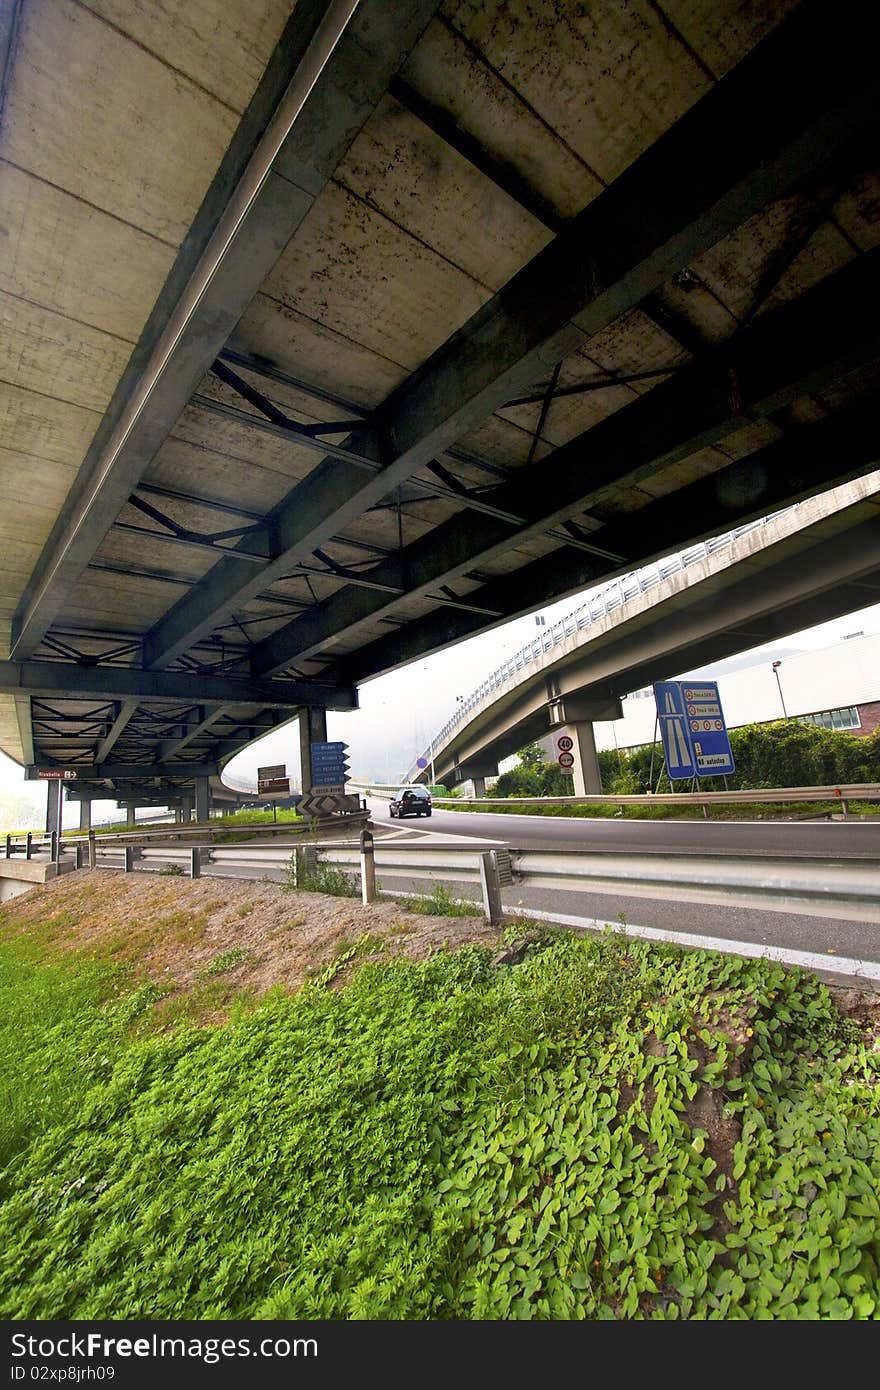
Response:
[0,892,877,1320]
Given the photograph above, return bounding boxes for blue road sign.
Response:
[310,740,349,789]
[653,681,696,780]
[416,758,428,769]
[680,680,735,776]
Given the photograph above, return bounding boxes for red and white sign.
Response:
[557,751,575,769]
[556,735,574,752]
[258,777,290,796]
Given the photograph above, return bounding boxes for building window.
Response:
[799,706,861,731]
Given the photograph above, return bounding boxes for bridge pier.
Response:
[567,721,604,796]
[548,697,623,797]
[453,761,497,799]
[126,805,136,828]
[45,779,62,839]
[299,707,328,794]
[195,776,210,824]
[78,799,91,832]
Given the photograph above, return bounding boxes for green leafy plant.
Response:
[284,856,358,898]
[0,916,877,1321]
[407,883,477,917]
[196,948,251,979]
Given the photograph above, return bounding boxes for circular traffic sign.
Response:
[703,720,711,730]
[557,751,575,768]
[714,719,722,730]
[556,735,574,752]
[416,758,428,768]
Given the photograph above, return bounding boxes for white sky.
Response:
[4,580,879,828]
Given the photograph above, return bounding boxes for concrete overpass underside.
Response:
[1,0,879,821]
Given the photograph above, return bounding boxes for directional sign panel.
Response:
[257,763,286,780]
[681,681,735,775]
[310,740,349,791]
[653,681,696,780]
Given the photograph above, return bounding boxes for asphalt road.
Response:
[390,804,880,857]
[368,800,880,983]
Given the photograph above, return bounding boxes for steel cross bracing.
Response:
[7,0,880,790]
[128,0,880,679]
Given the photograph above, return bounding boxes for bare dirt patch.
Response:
[0,870,501,1023]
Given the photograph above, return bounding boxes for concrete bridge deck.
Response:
[1,0,879,832]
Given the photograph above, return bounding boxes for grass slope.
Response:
[0,910,878,1320]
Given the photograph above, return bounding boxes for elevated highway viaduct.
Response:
[406,477,880,793]
[1,0,879,835]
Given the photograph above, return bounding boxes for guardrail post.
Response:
[190,847,201,880]
[124,847,135,873]
[359,829,376,905]
[4,834,10,859]
[479,851,503,927]
[293,846,317,887]
[88,831,97,870]
[51,830,58,863]
[75,843,86,869]
[841,799,850,818]
[25,832,32,861]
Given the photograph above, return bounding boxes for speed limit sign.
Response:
[557,735,573,752]
[558,751,575,769]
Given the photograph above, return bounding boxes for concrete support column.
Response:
[181,796,192,823]
[126,806,136,828]
[472,776,486,798]
[45,779,62,837]
[194,776,210,824]
[569,721,603,796]
[79,800,92,832]
[299,707,328,794]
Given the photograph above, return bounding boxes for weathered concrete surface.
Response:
[0,856,76,902]
[1,0,878,792]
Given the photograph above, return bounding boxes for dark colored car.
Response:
[389,786,432,818]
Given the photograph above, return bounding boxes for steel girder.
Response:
[249,251,880,678]
[131,0,880,673]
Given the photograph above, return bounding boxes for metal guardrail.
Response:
[3,810,368,861]
[68,828,880,925]
[407,507,798,779]
[357,782,880,818]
